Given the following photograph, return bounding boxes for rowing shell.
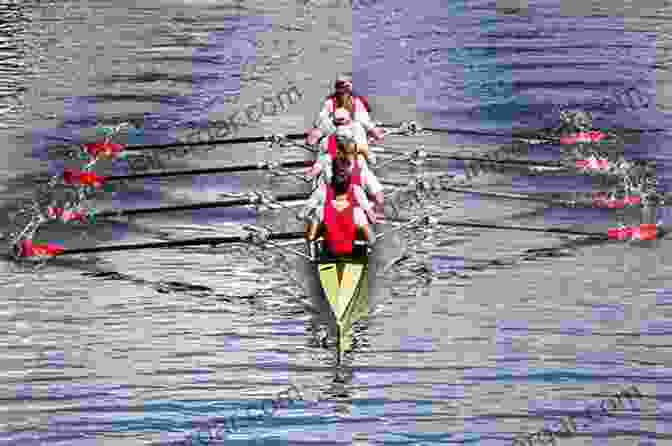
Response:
[314,241,370,358]
[308,141,376,357]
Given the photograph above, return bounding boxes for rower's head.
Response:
[335,131,357,161]
[332,107,352,127]
[333,75,354,112]
[334,75,352,97]
[332,170,351,196]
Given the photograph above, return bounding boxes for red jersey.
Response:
[324,191,357,256]
[323,162,364,256]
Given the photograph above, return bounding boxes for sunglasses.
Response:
[334,81,352,91]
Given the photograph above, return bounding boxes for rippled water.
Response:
[0,0,670,444]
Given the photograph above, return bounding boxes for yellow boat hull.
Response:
[316,256,369,356]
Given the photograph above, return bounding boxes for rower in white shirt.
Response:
[307,126,384,218]
[300,130,385,231]
[306,74,385,147]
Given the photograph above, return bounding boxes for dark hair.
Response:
[332,159,351,195]
[334,94,353,116]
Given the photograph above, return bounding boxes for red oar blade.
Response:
[82,142,126,160]
[63,169,108,188]
[14,240,65,259]
[607,224,659,241]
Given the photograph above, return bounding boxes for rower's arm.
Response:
[307,222,323,240]
[356,143,370,162]
[313,102,335,134]
[353,208,371,241]
[353,99,374,132]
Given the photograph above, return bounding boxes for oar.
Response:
[438,185,649,208]
[122,133,307,151]
[433,220,609,238]
[103,160,313,182]
[94,192,311,218]
[375,147,567,169]
[377,122,563,142]
[432,219,660,240]
[54,231,304,256]
[43,160,314,187]
[378,122,668,138]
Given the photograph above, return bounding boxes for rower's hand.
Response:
[306,128,322,146]
[305,162,323,178]
[368,127,385,144]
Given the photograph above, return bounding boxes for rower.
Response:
[325,107,371,163]
[308,128,384,222]
[301,134,381,243]
[306,166,371,259]
[306,74,385,146]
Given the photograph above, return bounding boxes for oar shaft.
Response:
[436,220,608,238]
[107,160,313,182]
[123,133,306,151]
[377,146,564,168]
[378,123,560,140]
[442,186,581,206]
[57,231,304,255]
[95,192,310,218]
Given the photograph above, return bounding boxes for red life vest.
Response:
[323,162,363,255]
[324,191,357,255]
[327,134,338,160]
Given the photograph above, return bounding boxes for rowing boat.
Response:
[311,239,370,359]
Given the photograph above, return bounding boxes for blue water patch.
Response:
[431,255,465,273]
[192,174,241,193]
[509,174,600,193]
[189,207,257,225]
[541,206,612,225]
[191,368,211,384]
[559,319,593,336]
[269,321,306,337]
[111,179,163,208]
[657,289,672,306]
[575,351,625,368]
[44,350,65,368]
[640,320,672,336]
[221,336,242,352]
[398,335,435,352]
[464,367,619,384]
[656,205,672,224]
[590,303,625,322]
[431,383,465,401]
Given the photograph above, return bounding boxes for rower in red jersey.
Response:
[306,74,385,146]
[303,130,384,225]
[306,162,371,257]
